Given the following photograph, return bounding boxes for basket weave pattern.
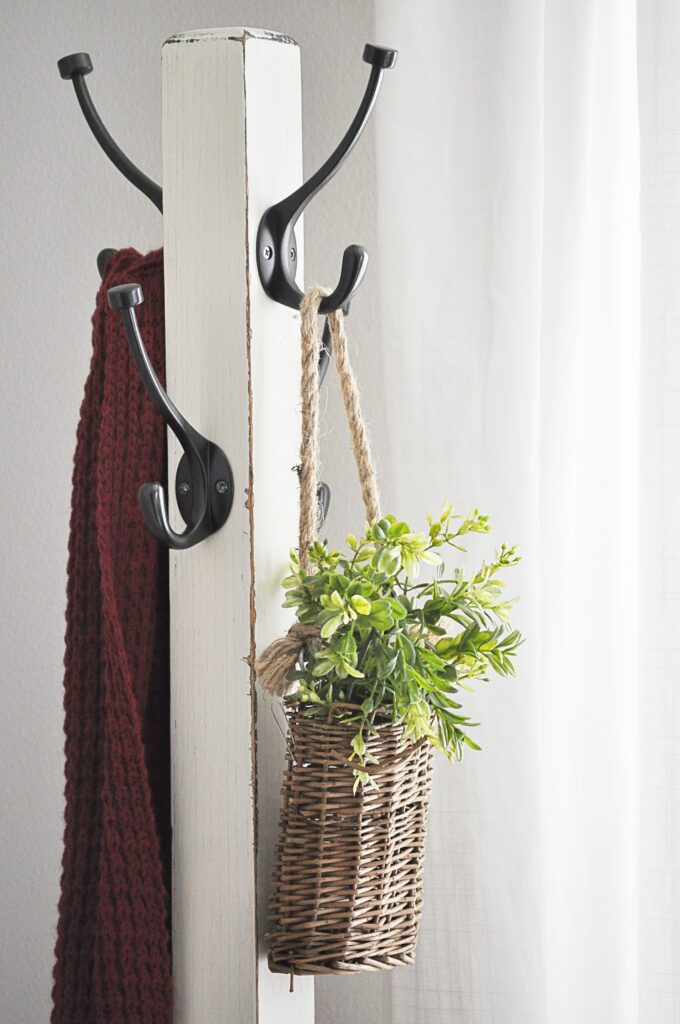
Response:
[267,704,434,976]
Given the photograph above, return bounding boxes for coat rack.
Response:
[58,28,396,1024]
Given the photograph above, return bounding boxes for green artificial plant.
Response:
[281,501,523,788]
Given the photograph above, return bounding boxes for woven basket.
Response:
[267,702,434,977]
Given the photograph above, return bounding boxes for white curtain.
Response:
[316,1,680,1021]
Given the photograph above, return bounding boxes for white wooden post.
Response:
[162,29,314,1024]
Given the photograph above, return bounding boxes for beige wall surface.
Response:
[0,3,385,1020]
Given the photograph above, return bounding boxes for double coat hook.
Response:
[257,43,397,375]
[107,285,234,549]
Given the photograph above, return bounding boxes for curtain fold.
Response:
[637,2,680,1020]
[314,1,674,1021]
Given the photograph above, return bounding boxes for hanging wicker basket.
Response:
[262,291,434,977]
[267,701,434,977]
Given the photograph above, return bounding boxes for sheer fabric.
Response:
[316,1,678,1020]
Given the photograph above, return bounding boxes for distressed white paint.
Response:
[162,28,313,1023]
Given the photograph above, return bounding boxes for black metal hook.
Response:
[107,283,233,549]
[57,52,163,212]
[257,43,397,317]
[97,247,118,278]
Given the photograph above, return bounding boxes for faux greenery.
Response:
[282,501,523,788]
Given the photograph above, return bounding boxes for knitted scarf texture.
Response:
[52,248,173,1024]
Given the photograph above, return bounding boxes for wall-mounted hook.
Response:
[57,52,163,212]
[257,43,397,316]
[107,283,233,549]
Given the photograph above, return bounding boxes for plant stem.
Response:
[346,628,378,704]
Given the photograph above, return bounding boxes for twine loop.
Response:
[256,286,381,694]
[298,287,381,572]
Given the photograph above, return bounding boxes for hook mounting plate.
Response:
[175,444,234,531]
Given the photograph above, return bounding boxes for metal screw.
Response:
[215,480,229,495]
[178,482,190,495]
[262,245,273,260]
[289,246,296,261]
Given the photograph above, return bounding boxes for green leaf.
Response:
[376,547,401,575]
[350,594,372,616]
[386,598,407,620]
[351,731,366,758]
[320,613,344,638]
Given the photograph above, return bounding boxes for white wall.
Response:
[0,3,383,1020]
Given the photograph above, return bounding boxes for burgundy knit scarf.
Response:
[52,248,173,1024]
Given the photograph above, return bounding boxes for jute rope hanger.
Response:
[255,285,381,696]
[298,285,381,568]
